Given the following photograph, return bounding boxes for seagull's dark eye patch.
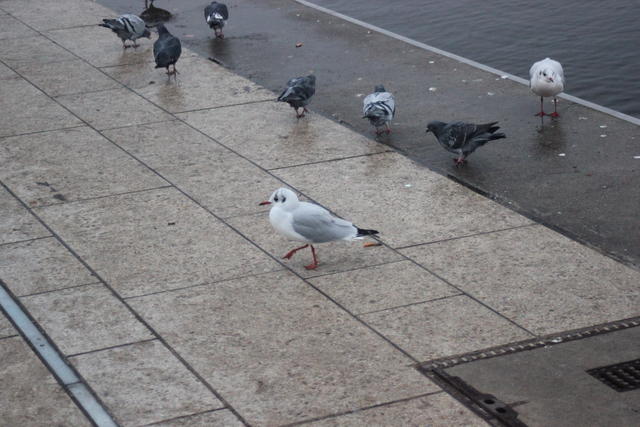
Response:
[274,196,279,202]
[282,196,286,202]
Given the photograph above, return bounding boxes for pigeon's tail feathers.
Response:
[489,132,506,141]
[356,227,379,237]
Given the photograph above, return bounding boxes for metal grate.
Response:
[587,359,640,392]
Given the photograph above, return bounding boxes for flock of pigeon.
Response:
[99,3,567,269]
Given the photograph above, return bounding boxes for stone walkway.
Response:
[0,0,638,425]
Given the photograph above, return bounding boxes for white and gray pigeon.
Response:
[259,188,379,270]
[204,1,229,39]
[426,121,506,166]
[277,75,316,118]
[363,84,395,135]
[529,58,565,117]
[99,14,151,48]
[153,24,182,76]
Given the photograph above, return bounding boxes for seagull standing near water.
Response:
[363,85,396,135]
[277,75,316,118]
[153,23,182,76]
[529,58,565,117]
[426,120,506,167]
[99,14,151,48]
[259,188,379,270]
[204,2,229,39]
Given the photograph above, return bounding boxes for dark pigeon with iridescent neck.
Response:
[153,24,181,76]
[426,120,506,167]
[277,75,316,118]
[204,2,229,38]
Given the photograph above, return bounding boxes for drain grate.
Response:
[587,358,640,392]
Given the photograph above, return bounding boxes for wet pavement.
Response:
[101,0,640,269]
[1,0,640,425]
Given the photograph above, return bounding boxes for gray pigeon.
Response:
[153,24,182,76]
[204,2,229,39]
[426,120,506,166]
[363,85,395,135]
[277,75,316,118]
[99,14,150,48]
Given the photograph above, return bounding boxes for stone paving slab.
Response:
[0,186,49,245]
[0,336,91,426]
[0,0,113,31]
[0,61,16,78]
[128,270,436,426]
[308,260,460,315]
[0,126,168,206]
[273,152,533,248]
[401,226,640,335]
[55,87,174,130]
[0,237,95,296]
[34,187,282,298]
[70,340,224,426]
[0,312,16,337]
[227,211,403,278]
[178,102,387,169]
[151,410,244,427]
[0,75,82,137]
[14,58,122,97]
[21,283,153,355]
[360,295,532,361]
[0,35,77,66]
[308,393,486,426]
[0,14,38,40]
[102,120,286,219]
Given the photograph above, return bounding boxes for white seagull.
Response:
[529,58,565,117]
[259,188,379,270]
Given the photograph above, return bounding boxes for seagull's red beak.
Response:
[259,201,271,206]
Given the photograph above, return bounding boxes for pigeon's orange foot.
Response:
[385,128,392,134]
[217,33,224,39]
[304,262,318,270]
[454,158,467,167]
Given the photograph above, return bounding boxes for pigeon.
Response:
[140,0,172,25]
[363,85,395,135]
[153,24,182,76]
[99,14,150,48]
[277,75,316,118]
[529,58,565,117]
[426,121,506,166]
[204,2,229,39]
[259,188,379,270]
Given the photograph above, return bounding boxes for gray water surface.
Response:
[308,0,640,118]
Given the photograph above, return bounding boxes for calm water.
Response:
[309,0,640,119]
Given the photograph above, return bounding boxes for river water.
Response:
[308,0,640,119]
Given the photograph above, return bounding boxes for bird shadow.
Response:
[529,119,567,157]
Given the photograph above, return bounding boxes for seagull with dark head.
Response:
[204,1,229,39]
[99,14,151,48]
[363,84,395,135]
[277,75,316,118]
[426,120,506,167]
[153,23,182,76]
[259,188,378,270]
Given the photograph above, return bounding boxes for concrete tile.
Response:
[0,336,91,426]
[0,237,94,296]
[177,102,387,169]
[0,126,167,207]
[14,59,122,97]
[360,295,531,361]
[128,271,436,426]
[308,261,460,314]
[35,187,281,297]
[102,121,285,218]
[0,186,49,245]
[135,57,273,112]
[151,410,243,427]
[227,211,402,277]
[46,25,155,67]
[0,77,82,137]
[21,283,153,355]
[401,226,640,335]
[0,14,39,40]
[308,393,486,426]
[0,61,17,79]
[0,312,15,338]
[0,0,112,31]
[0,35,77,66]
[70,340,223,426]
[273,152,532,248]
[56,88,173,130]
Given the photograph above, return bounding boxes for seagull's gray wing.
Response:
[291,203,356,243]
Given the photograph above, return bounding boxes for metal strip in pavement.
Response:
[0,282,117,427]
[295,0,640,126]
